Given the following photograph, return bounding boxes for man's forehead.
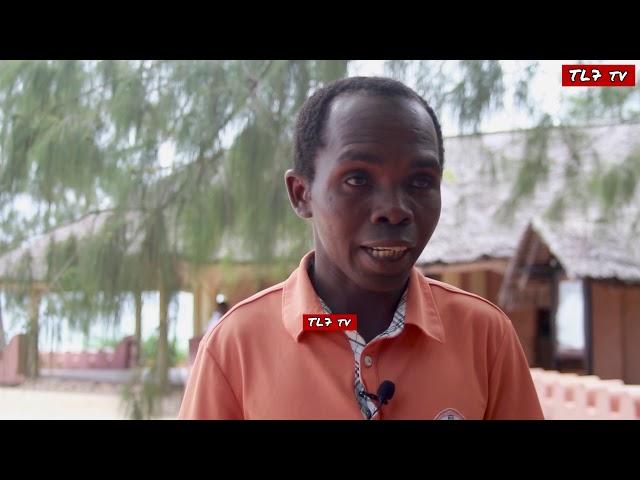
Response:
[324,92,437,147]
[330,91,425,113]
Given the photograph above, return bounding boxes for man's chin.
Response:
[348,267,412,294]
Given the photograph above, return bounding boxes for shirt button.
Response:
[363,355,373,367]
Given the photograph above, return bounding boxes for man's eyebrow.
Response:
[336,150,382,164]
[412,156,441,170]
[336,149,441,169]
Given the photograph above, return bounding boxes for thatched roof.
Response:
[0,209,155,284]
[0,209,297,284]
[0,211,122,282]
[528,215,640,282]
[418,122,640,283]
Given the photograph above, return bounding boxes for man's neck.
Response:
[308,256,408,342]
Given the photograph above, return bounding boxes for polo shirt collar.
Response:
[281,251,445,344]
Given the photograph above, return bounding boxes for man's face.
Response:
[289,93,442,293]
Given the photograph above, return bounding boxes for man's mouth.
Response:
[362,246,410,261]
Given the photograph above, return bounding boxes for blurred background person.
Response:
[205,294,229,333]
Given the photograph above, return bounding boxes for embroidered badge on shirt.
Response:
[434,408,465,420]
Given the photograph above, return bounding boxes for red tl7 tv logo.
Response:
[303,314,358,331]
[562,64,636,87]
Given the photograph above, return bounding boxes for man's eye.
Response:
[411,176,434,188]
[345,175,369,187]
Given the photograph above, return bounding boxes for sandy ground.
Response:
[0,387,129,419]
[0,378,184,420]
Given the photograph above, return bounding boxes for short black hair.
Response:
[294,76,445,182]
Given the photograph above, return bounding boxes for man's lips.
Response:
[360,241,414,261]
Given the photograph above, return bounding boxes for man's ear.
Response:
[284,169,312,219]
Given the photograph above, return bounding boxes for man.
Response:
[179,77,544,420]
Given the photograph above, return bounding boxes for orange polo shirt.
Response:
[179,251,544,420]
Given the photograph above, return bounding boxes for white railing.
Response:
[530,368,640,420]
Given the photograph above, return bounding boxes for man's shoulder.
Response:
[203,282,286,342]
[228,282,285,315]
[423,277,512,330]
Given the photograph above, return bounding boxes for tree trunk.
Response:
[192,284,202,338]
[134,290,143,366]
[26,290,42,378]
[0,294,6,351]
[156,285,170,392]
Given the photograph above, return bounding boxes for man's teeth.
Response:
[365,247,407,258]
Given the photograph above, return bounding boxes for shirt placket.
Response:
[319,291,407,420]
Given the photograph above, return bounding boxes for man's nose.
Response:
[370,189,413,225]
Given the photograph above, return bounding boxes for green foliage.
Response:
[0,61,349,388]
[386,60,509,133]
[564,85,640,124]
[591,147,640,214]
[448,60,506,133]
[511,115,554,199]
[141,331,185,368]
